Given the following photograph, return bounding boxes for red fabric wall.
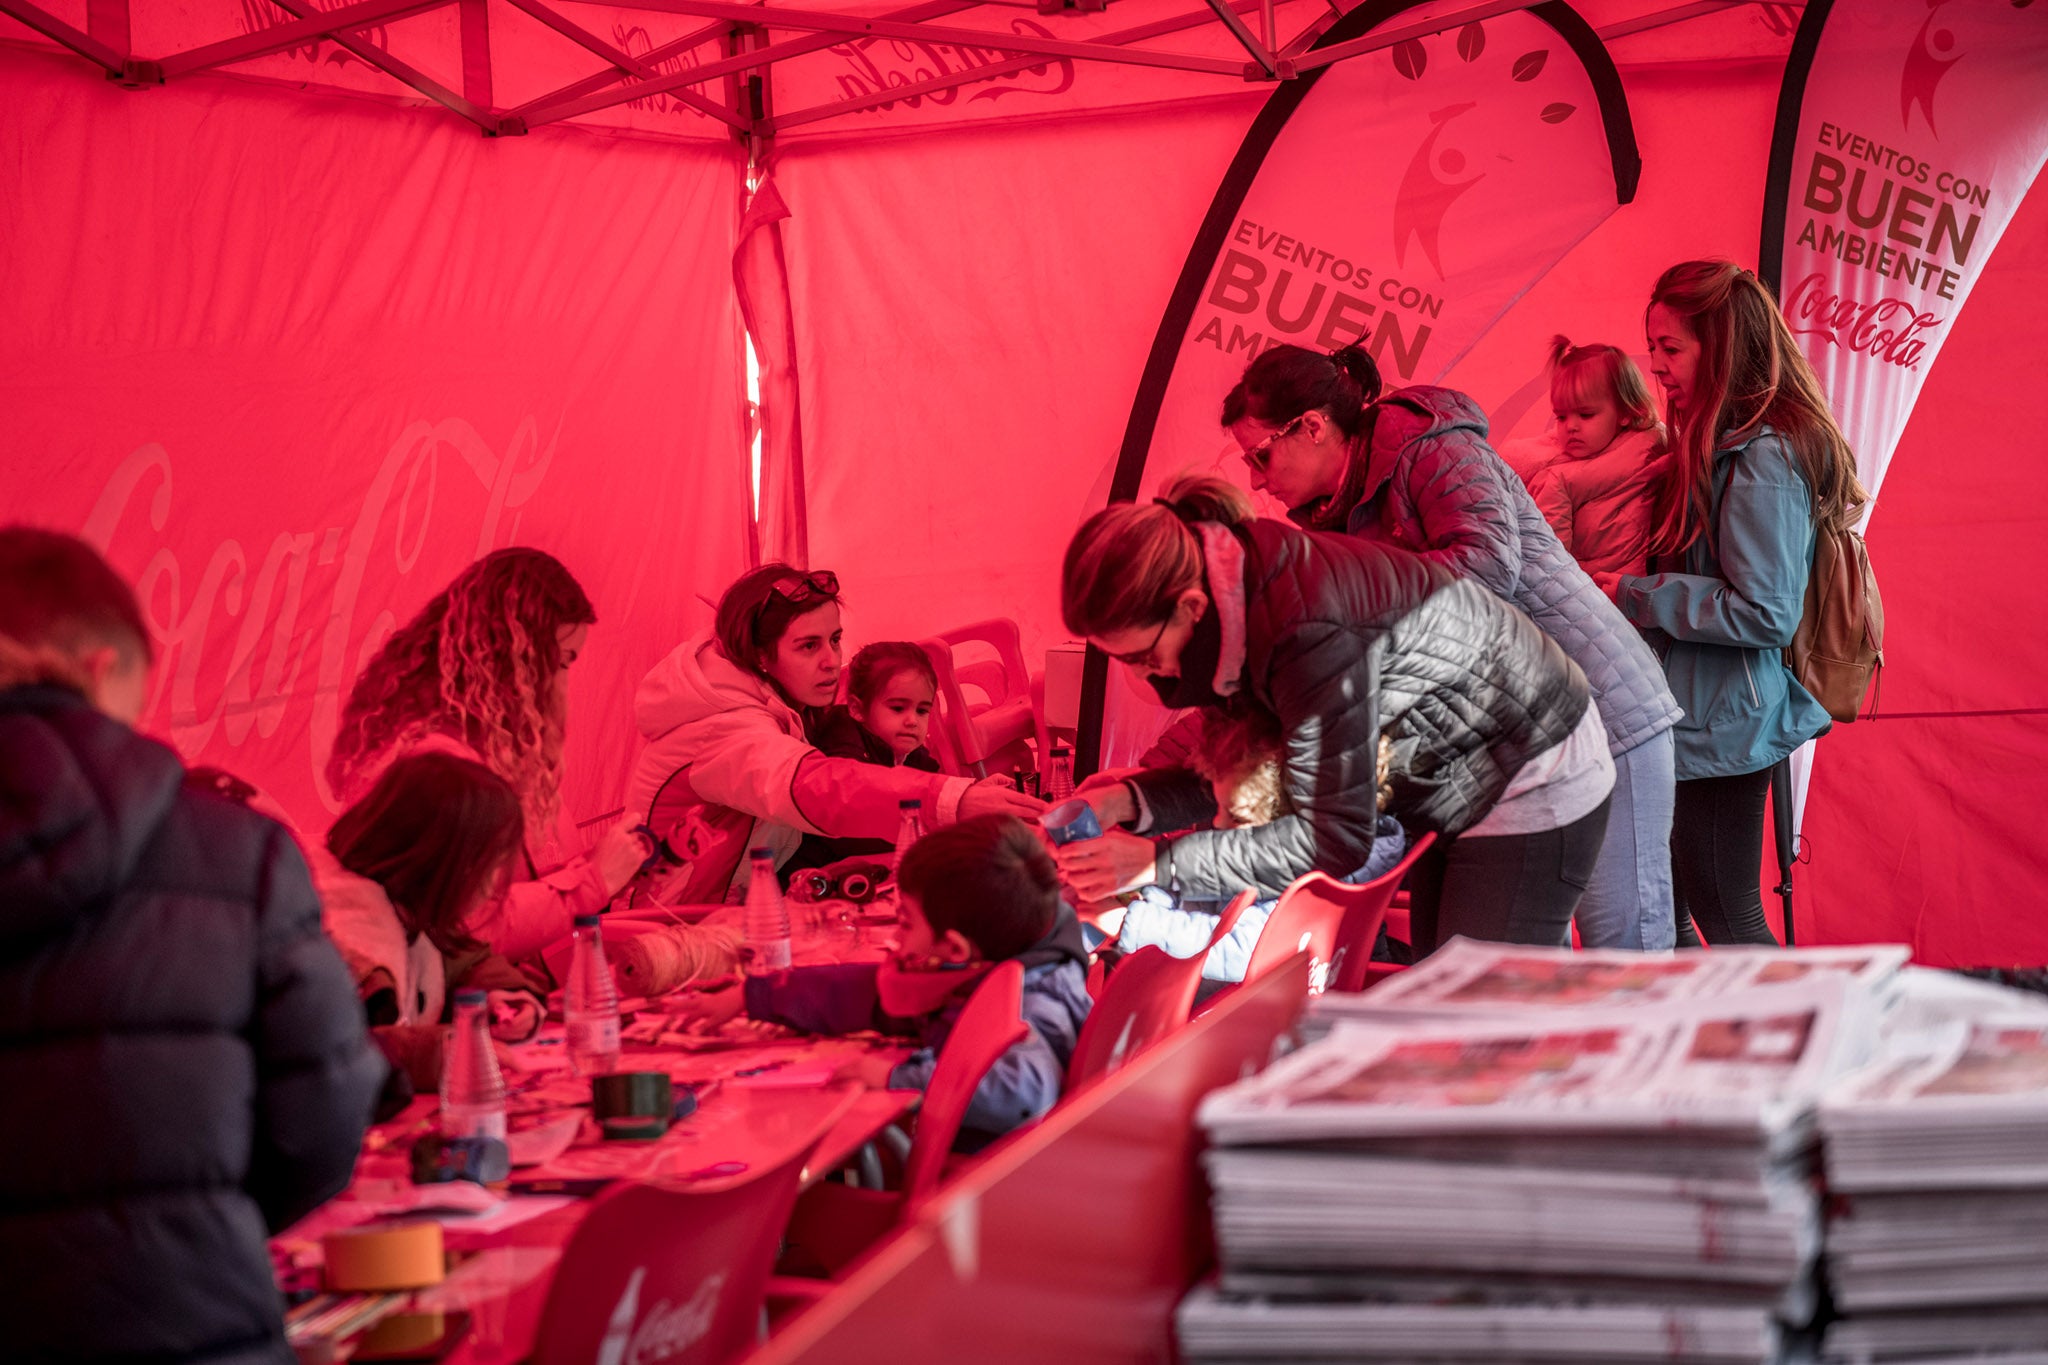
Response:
[0,45,751,840]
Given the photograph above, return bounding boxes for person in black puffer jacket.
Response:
[1056,477,1613,955]
[0,527,383,1365]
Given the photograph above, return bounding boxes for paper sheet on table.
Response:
[508,1114,583,1167]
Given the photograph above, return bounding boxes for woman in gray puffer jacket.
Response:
[1055,476,1611,957]
[1221,344,1682,951]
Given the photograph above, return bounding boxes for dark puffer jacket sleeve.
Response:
[1153,620,1383,900]
[246,826,384,1232]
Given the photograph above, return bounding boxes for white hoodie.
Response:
[624,636,972,901]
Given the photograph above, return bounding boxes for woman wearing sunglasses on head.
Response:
[625,565,1044,903]
[1057,476,1613,958]
[1221,343,1682,953]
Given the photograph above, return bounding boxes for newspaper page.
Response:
[1201,979,1849,1147]
[1319,937,1908,1018]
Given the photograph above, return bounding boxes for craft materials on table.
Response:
[612,921,745,996]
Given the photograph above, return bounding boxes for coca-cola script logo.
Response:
[82,415,557,813]
[827,21,1075,113]
[1783,271,1945,369]
[594,1267,725,1365]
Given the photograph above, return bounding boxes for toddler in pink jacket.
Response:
[1526,336,1670,580]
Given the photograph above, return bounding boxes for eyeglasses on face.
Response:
[1240,415,1306,472]
[1105,612,1174,668]
[771,569,840,604]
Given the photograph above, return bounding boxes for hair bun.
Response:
[1328,343,1384,403]
[1548,334,1574,368]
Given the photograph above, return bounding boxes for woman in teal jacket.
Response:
[1613,260,1867,945]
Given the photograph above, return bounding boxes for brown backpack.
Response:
[1787,525,1884,723]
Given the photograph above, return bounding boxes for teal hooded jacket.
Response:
[1618,425,1833,779]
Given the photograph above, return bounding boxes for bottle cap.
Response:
[749,846,774,860]
[453,988,487,1006]
[573,914,603,927]
[899,798,921,811]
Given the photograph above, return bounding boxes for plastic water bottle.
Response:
[744,848,793,974]
[440,989,507,1140]
[564,914,622,1077]
[1047,745,1076,802]
[891,798,927,872]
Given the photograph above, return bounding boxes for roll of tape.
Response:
[323,1222,445,1292]
[591,1071,673,1123]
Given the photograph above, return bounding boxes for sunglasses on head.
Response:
[770,570,840,605]
[1240,414,1307,472]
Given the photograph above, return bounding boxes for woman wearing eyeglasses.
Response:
[624,564,1044,904]
[1057,476,1613,957]
[1222,343,1682,953]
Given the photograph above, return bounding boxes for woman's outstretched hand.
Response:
[1055,828,1158,901]
[593,820,653,897]
[961,774,1047,821]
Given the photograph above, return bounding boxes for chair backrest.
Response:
[1064,945,1204,1091]
[1205,889,1258,951]
[530,1102,849,1365]
[1329,832,1435,991]
[1245,838,1437,993]
[919,619,1048,777]
[902,960,1028,1206]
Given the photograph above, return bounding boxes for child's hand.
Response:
[593,820,654,897]
[1056,828,1158,901]
[835,1053,903,1090]
[669,984,747,1034]
[487,990,544,1043]
[1590,571,1626,605]
[961,774,1047,821]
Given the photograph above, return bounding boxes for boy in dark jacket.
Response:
[705,814,1091,1146]
[0,527,384,1365]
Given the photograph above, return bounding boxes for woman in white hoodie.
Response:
[626,565,1043,903]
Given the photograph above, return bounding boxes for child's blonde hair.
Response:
[1548,335,1660,436]
[1192,708,1394,826]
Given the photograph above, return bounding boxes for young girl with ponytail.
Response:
[1057,475,1611,956]
[1527,336,1669,579]
[1615,260,1866,946]
[1218,343,1682,951]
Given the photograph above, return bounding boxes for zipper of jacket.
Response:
[1741,653,1760,707]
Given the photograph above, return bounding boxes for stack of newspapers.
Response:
[1179,939,1909,1365]
[1816,969,2048,1365]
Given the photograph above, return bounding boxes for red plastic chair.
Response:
[1242,834,1436,994]
[1329,832,1435,991]
[529,1099,851,1365]
[781,961,1028,1275]
[919,620,1047,778]
[1065,945,1202,1090]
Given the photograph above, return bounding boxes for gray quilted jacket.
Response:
[1300,385,1680,755]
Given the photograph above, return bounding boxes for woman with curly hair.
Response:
[327,548,648,958]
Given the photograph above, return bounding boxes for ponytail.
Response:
[1220,342,1383,435]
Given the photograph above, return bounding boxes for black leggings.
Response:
[1408,798,1611,957]
[1671,768,1779,946]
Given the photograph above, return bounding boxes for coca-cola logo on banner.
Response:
[825,22,1076,115]
[1778,1,2036,374]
